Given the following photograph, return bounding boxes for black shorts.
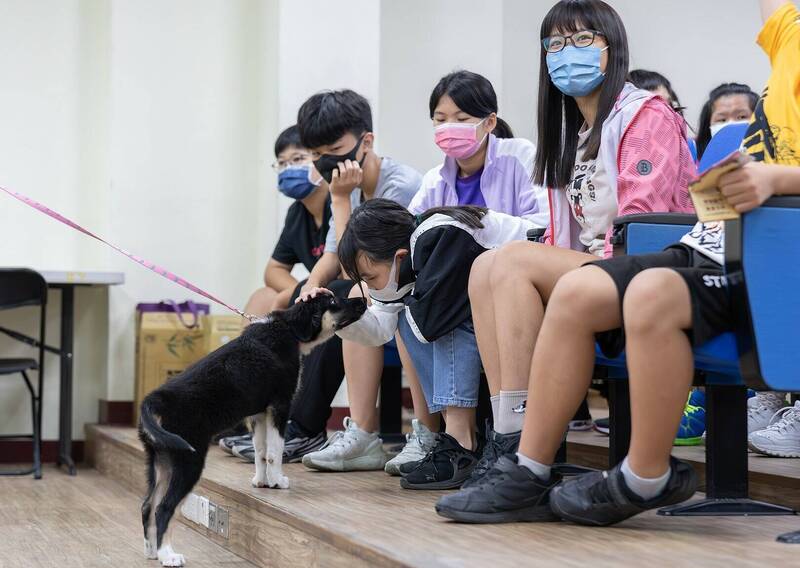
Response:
[587,244,732,358]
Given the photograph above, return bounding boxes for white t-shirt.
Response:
[566,126,616,256]
[680,221,724,265]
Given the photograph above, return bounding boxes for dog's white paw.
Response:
[144,537,158,559]
[251,474,268,488]
[158,552,186,567]
[266,473,290,489]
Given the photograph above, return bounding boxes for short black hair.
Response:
[628,69,684,114]
[297,89,373,149]
[273,124,303,158]
[429,70,514,138]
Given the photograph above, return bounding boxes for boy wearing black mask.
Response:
[285,90,421,471]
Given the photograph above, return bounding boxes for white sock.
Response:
[496,390,527,434]
[516,452,551,479]
[620,457,670,500]
[490,395,500,428]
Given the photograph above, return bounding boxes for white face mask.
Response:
[710,119,750,138]
[368,256,414,303]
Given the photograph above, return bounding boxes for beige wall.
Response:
[0,0,777,440]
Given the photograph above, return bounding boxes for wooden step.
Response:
[86,424,800,568]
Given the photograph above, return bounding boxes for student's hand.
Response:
[295,286,333,304]
[329,160,363,198]
[719,161,776,213]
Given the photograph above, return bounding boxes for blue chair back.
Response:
[733,198,800,391]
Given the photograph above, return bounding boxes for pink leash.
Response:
[1,186,260,322]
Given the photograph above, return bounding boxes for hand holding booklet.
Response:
[689,151,753,222]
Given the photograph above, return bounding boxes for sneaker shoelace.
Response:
[765,404,800,433]
[317,418,359,452]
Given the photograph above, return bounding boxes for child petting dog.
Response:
[301,199,536,489]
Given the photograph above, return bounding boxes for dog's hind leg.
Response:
[142,447,159,559]
[265,406,289,489]
[250,412,269,488]
[155,453,204,567]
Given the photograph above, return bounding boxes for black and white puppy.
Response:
[138,293,366,567]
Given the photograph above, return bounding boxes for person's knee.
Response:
[546,269,596,324]
[488,241,535,288]
[468,250,495,301]
[623,269,688,334]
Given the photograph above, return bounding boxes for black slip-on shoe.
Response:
[400,433,479,490]
[462,424,520,489]
[550,456,698,526]
[435,454,561,523]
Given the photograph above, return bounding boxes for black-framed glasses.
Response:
[543,30,604,53]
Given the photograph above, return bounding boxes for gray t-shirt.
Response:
[324,156,422,253]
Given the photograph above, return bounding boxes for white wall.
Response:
[0,0,776,441]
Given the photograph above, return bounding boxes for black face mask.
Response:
[313,135,366,184]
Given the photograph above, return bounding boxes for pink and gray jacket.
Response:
[409,134,550,228]
[546,83,696,257]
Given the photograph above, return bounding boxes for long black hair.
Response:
[628,69,685,116]
[339,198,487,284]
[430,70,514,139]
[696,83,759,159]
[533,0,629,189]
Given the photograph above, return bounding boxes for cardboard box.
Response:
[133,311,207,424]
[205,314,245,353]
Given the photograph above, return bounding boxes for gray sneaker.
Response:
[302,417,387,472]
[232,442,255,463]
[385,419,436,476]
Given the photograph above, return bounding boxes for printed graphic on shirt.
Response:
[567,163,596,224]
[680,221,724,265]
[636,159,653,175]
[743,89,799,165]
[702,274,728,288]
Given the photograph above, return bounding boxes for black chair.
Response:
[0,268,47,479]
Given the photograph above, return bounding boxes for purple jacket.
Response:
[409,134,549,228]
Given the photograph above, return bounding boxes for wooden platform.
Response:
[85,424,800,568]
[0,465,253,568]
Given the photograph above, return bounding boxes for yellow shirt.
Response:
[743,2,800,165]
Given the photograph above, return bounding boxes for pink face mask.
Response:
[434,119,487,159]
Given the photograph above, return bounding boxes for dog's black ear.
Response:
[283,302,318,342]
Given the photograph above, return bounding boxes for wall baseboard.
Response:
[0,440,84,464]
[99,399,134,426]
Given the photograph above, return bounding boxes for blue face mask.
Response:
[278,165,319,200]
[546,45,608,98]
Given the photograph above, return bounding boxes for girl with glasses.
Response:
[437,0,697,523]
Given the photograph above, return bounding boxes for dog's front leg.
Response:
[250,413,268,488]
[264,408,289,489]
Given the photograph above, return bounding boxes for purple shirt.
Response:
[408,134,549,229]
[455,167,486,206]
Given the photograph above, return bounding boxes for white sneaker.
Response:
[747,392,787,434]
[301,417,387,472]
[384,419,436,476]
[748,401,800,457]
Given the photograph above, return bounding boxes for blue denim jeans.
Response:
[397,315,481,413]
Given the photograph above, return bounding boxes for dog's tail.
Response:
[139,397,196,453]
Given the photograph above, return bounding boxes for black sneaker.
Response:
[283,421,327,463]
[399,433,479,490]
[550,456,698,526]
[462,424,520,488]
[435,455,561,523]
[593,417,610,436]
